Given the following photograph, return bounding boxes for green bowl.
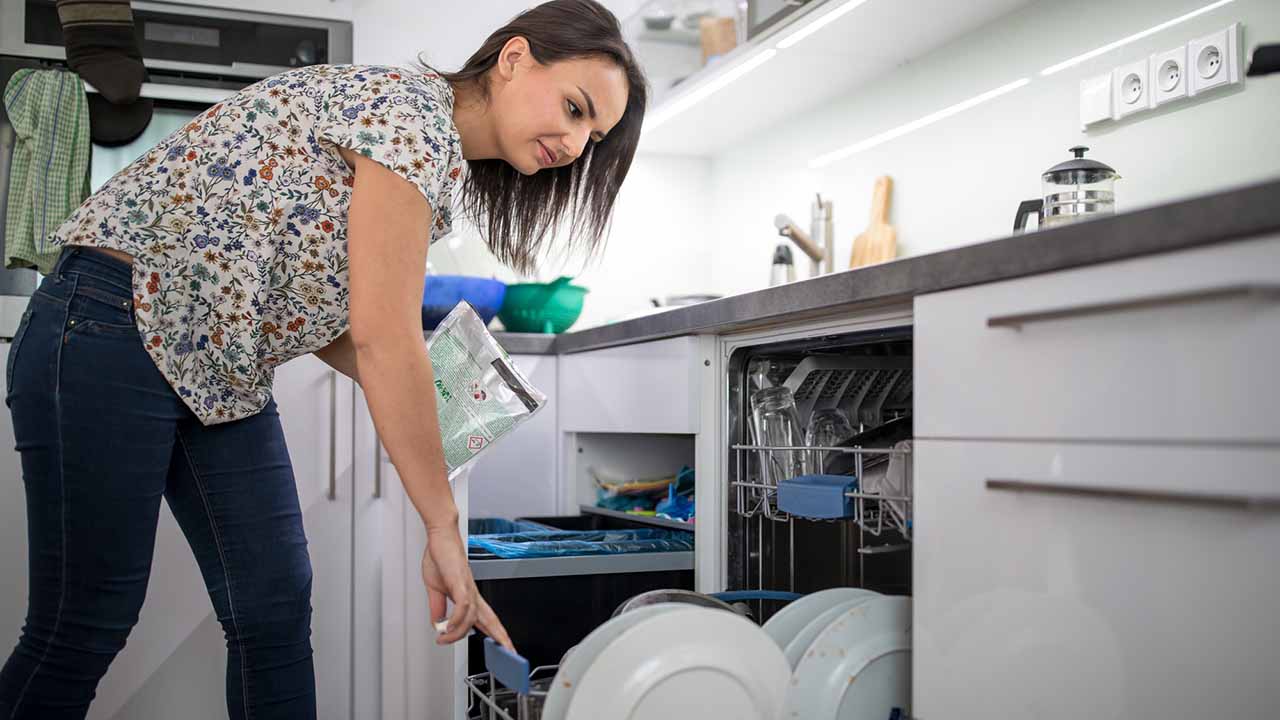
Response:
[498,276,589,334]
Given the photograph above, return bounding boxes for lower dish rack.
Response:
[466,640,557,720]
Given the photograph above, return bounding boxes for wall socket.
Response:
[1112,59,1151,119]
[1151,46,1188,106]
[1189,22,1240,95]
[1081,22,1242,129]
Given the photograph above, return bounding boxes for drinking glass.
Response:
[805,407,854,474]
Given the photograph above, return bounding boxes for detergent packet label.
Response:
[428,301,547,479]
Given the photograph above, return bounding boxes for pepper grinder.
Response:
[770,244,795,286]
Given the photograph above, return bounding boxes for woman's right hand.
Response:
[421,524,514,651]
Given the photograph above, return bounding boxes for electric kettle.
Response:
[1013,146,1120,232]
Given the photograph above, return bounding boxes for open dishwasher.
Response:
[464,315,921,720]
[726,323,914,620]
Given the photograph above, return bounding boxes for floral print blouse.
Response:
[49,64,464,425]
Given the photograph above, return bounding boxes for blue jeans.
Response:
[0,247,316,719]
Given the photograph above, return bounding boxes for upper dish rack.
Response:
[781,356,911,427]
[730,443,913,541]
[737,354,913,539]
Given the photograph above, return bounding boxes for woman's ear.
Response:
[495,36,531,82]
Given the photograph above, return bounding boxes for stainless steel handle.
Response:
[373,432,382,499]
[986,478,1280,511]
[987,283,1280,329]
[328,370,337,501]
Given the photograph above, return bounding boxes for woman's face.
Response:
[488,37,629,176]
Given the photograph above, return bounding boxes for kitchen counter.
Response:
[490,332,558,355]
[492,177,1280,355]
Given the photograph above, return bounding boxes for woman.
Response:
[0,1,645,717]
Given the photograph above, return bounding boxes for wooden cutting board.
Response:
[850,176,897,269]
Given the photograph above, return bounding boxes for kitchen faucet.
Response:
[774,193,835,278]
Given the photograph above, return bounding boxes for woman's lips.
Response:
[537,141,555,167]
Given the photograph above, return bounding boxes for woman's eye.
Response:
[567,100,582,117]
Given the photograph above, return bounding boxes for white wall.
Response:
[702,0,1280,298]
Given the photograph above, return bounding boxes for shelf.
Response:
[637,0,1033,156]
[579,504,694,532]
[636,26,701,47]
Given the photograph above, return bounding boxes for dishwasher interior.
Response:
[727,325,913,620]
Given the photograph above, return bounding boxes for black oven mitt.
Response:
[56,0,153,145]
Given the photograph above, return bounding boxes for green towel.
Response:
[3,68,91,274]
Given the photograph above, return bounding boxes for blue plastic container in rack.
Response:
[777,474,858,519]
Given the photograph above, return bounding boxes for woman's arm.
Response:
[342,147,452,530]
[340,147,510,649]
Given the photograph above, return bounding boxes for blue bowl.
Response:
[422,275,507,330]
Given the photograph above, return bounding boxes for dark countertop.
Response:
[491,332,558,355]
[490,176,1280,356]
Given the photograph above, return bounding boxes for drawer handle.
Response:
[986,478,1280,510]
[328,370,337,501]
[373,432,382,499]
[986,283,1280,329]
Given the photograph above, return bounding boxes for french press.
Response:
[1013,146,1120,232]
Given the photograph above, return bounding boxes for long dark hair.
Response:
[425,0,647,275]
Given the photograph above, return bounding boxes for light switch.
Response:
[1079,72,1112,129]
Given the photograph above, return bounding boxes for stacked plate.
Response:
[542,603,790,720]
[763,588,912,719]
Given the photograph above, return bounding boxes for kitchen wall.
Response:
[702,0,1280,298]
[355,0,1280,330]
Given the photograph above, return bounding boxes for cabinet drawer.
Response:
[912,438,1280,720]
[915,233,1280,442]
[559,336,702,433]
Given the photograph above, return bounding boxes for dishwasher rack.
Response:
[729,442,913,604]
[731,443,912,538]
[466,667,555,720]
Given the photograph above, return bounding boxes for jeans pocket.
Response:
[65,283,138,339]
[6,305,35,400]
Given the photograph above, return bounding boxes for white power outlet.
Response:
[1111,58,1151,120]
[1150,46,1188,106]
[1189,22,1241,96]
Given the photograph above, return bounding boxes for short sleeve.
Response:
[316,66,462,242]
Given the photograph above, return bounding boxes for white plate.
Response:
[542,603,690,720]
[762,587,879,659]
[565,606,791,720]
[784,595,912,719]
[782,594,880,669]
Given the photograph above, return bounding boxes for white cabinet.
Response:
[912,438,1280,720]
[371,427,470,720]
[467,353,558,520]
[559,335,704,434]
[915,233,1280,444]
[912,234,1280,718]
[274,356,358,720]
